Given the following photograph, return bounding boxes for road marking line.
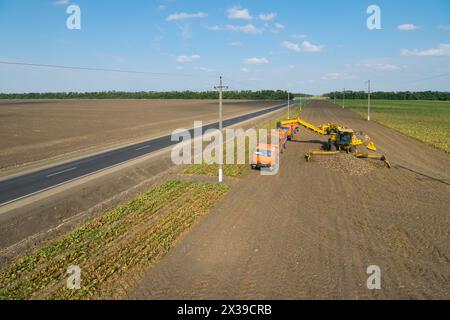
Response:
[0,103,289,207]
[46,167,77,178]
[136,145,151,151]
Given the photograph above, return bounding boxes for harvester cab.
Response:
[328,129,355,152]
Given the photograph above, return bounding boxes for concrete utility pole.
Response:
[367,80,371,121]
[288,91,290,118]
[214,76,228,183]
[342,88,345,109]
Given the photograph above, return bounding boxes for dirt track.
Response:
[128,101,450,299]
[0,99,275,177]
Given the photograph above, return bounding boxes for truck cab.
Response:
[279,126,293,140]
[251,143,279,170]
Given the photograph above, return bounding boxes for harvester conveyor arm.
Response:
[281,118,328,135]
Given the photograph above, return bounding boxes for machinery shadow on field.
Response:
[289,139,328,150]
[395,165,450,186]
[290,139,324,144]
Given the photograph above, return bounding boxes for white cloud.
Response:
[401,44,450,57]
[230,41,242,47]
[320,73,352,80]
[207,25,221,31]
[209,24,262,34]
[166,12,208,21]
[282,41,301,52]
[398,24,419,31]
[241,68,250,73]
[178,24,191,39]
[259,13,277,21]
[377,64,401,71]
[175,66,185,70]
[291,34,307,39]
[244,57,269,65]
[321,73,341,80]
[439,25,450,31]
[357,62,401,71]
[198,67,216,72]
[274,23,285,29]
[227,7,252,20]
[302,41,324,52]
[55,0,69,4]
[176,54,201,62]
[157,5,166,12]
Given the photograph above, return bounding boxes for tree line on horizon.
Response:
[323,91,450,101]
[0,90,311,100]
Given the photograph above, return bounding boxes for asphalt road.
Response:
[0,102,288,206]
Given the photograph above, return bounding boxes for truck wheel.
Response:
[330,144,337,151]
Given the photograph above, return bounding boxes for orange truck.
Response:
[251,143,279,170]
[277,121,299,140]
[251,130,287,170]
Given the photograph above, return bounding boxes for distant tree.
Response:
[322,91,450,101]
[0,90,312,100]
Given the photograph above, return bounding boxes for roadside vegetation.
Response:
[341,99,450,153]
[0,180,229,300]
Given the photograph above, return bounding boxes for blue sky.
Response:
[0,0,449,95]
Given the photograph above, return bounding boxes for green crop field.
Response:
[0,180,229,300]
[339,100,450,153]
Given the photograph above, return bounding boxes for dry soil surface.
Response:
[128,101,450,299]
[0,99,276,177]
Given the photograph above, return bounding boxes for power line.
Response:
[0,60,218,79]
[343,72,450,91]
[393,71,450,86]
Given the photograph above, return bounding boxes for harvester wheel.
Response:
[330,144,337,151]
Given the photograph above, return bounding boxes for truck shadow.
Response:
[289,139,327,149]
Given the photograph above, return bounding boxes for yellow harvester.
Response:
[278,118,391,168]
